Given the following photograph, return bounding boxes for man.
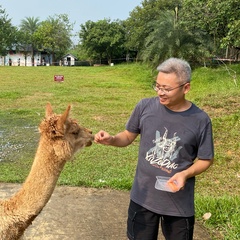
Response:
[94,58,214,240]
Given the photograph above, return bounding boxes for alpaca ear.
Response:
[45,102,54,118]
[57,105,71,130]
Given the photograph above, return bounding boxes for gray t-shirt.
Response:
[126,97,214,217]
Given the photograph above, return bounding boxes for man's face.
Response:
[155,72,190,110]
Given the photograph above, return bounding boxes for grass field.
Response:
[0,63,239,239]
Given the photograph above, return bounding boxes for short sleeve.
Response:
[197,120,214,160]
[126,100,144,134]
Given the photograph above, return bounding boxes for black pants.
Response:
[127,200,195,240]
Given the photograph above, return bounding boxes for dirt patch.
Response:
[0,183,212,240]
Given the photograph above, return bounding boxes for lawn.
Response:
[0,63,239,239]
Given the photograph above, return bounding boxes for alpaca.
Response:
[0,103,94,240]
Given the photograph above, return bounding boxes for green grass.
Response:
[0,63,239,239]
[195,194,240,240]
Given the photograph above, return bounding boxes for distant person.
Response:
[95,58,214,240]
[9,58,12,66]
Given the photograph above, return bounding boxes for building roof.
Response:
[62,53,78,59]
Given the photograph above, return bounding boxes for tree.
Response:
[140,10,211,68]
[181,0,240,57]
[34,14,73,64]
[125,0,182,60]
[79,19,125,64]
[70,43,89,61]
[19,17,40,65]
[0,6,18,58]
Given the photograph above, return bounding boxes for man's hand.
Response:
[167,172,187,192]
[168,159,213,192]
[94,130,113,145]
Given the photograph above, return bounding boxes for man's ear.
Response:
[184,83,191,94]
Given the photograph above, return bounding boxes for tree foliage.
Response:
[20,16,40,35]
[0,6,18,56]
[70,44,89,61]
[79,19,125,64]
[141,10,211,68]
[1,0,239,67]
[180,0,240,52]
[33,14,73,63]
[18,17,40,65]
[124,0,182,59]
[123,0,240,67]
[222,20,240,48]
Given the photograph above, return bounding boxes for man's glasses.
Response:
[152,82,187,93]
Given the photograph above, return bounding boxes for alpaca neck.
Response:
[7,138,67,216]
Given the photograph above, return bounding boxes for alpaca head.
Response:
[39,103,94,160]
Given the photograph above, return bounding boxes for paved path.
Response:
[0,183,211,240]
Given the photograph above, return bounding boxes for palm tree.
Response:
[19,17,40,66]
[141,10,211,68]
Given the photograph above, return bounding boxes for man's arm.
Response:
[182,158,214,179]
[168,159,214,191]
[95,130,138,147]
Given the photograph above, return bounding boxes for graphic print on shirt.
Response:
[145,128,182,174]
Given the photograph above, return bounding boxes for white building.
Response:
[0,49,52,66]
[62,53,77,66]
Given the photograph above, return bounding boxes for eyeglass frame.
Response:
[152,82,188,93]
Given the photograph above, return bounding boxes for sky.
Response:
[1,0,143,43]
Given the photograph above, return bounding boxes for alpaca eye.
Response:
[52,130,56,135]
[72,130,79,135]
